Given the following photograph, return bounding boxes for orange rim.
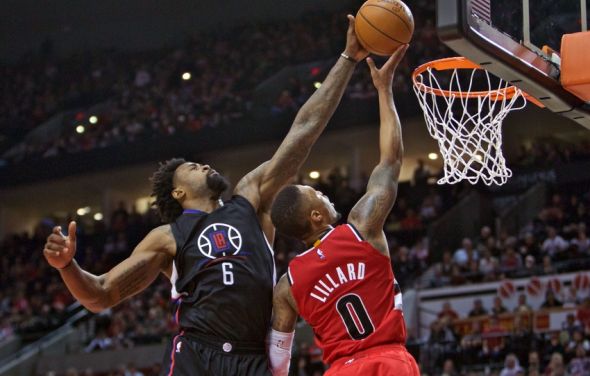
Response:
[412,57,544,107]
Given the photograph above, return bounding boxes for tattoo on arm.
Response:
[113,259,149,300]
[349,163,399,234]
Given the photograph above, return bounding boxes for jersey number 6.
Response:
[222,262,234,285]
[336,293,375,340]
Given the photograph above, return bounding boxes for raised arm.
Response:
[234,15,368,215]
[43,222,175,313]
[348,46,408,257]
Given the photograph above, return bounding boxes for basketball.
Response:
[355,0,414,56]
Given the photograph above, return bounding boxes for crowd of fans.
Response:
[1,0,452,166]
[514,139,590,169]
[421,291,590,375]
[427,188,590,289]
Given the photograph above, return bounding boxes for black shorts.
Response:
[160,331,272,376]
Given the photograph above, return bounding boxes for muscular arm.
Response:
[272,274,299,333]
[234,16,368,241]
[235,56,356,210]
[58,226,174,313]
[348,50,407,257]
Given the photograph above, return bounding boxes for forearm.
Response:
[377,87,403,164]
[59,260,108,312]
[292,55,356,133]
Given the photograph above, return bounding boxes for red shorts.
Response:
[326,344,419,376]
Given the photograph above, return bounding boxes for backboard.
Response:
[436,0,590,129]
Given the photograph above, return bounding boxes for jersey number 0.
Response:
[336,293,375,340]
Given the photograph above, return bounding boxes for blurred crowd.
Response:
[1,0,452,166]
[428,189,590,288]
[421,290,590,375]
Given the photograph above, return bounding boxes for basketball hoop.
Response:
[412,57,532,186]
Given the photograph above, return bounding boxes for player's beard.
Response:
[207,173,229,200]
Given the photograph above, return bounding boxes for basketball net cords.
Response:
[413,66,527,186]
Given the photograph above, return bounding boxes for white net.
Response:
[413,62,527,186]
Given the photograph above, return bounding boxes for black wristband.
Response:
[340,52,357,63]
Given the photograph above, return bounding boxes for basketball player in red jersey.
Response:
[268,44,419,376]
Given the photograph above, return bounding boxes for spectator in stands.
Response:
[410,236,429,271]
[500,246,523,274]
[492,296,509,315]
[84,330,113,352]
[441,358,458,376]
[482,315,506,363]
[541,289,564,309]
[468,299,488,317]
[544,333,566,365]
[541,226,569,259]
[527,351,541,376]
[454,238,477,268]
[519,232,540,261]
[568,345,590,375]
[438,301,460,322]
[566,330,590,358]
[545,352,567,376]
[460,320,483,366]
[571,229,590,254]
[563,313,583,337]
[479,247,499,281]
[500,353,524,376]
[511,314,538,369]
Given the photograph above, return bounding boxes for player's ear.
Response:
[310,209,323,224]
[172,187,185,201]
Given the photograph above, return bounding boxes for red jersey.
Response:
[288,224,406,364]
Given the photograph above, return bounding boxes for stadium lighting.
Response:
[309,171,320,179]
[182,72,192,80]
[89,116,98,124]
[428,153,438,160]
[76,125,85,134]
[76,207,91,216]
[313,82,322,89]
[475,154,484,162]
[94,213,104,221]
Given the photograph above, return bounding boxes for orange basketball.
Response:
[355,0,414,56]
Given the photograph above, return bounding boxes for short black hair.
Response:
[271,185,310,239]
[150,158,186,223]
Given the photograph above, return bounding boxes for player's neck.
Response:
[183,197,221,213]
[303,225,333,248]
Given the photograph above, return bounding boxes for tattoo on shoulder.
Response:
[115,259,149,300]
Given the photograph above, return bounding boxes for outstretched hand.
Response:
[343,14,370,63]
[366,44,409,91]
[44,221,77,270]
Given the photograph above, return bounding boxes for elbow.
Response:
[83,296,111,313]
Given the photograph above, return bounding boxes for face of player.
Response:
[297,185,341,226]
[173,162,229,201]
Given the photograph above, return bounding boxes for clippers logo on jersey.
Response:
[197,223,242,259]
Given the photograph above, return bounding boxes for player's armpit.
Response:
[272,274,298,333]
